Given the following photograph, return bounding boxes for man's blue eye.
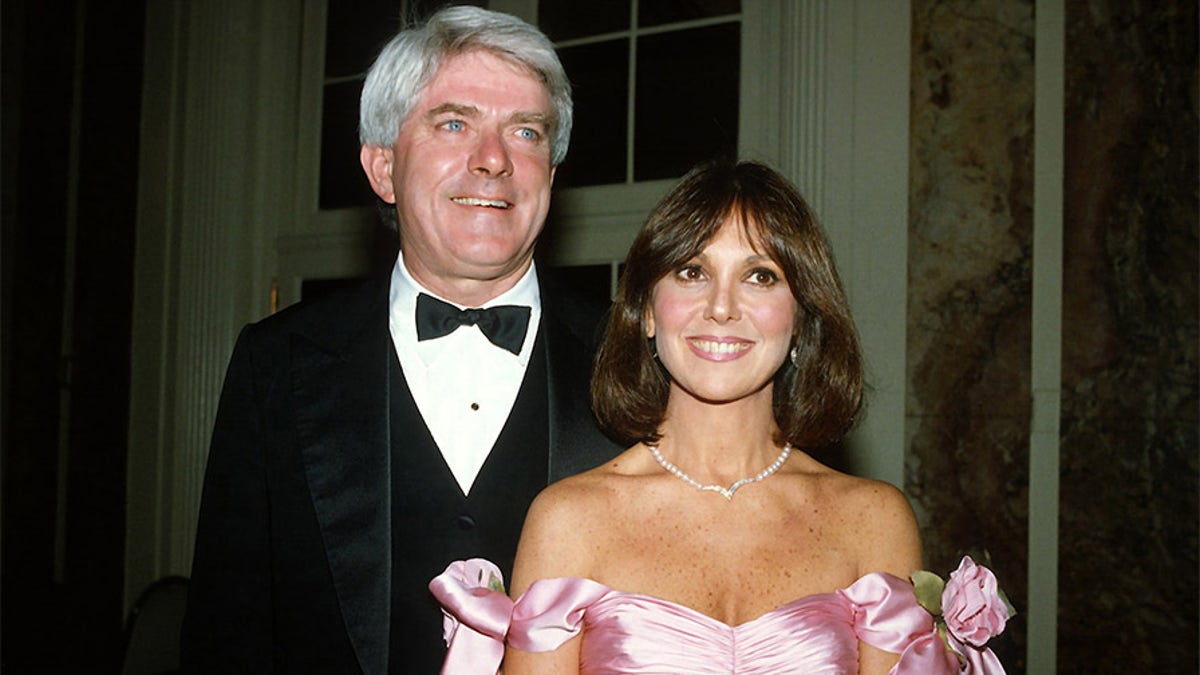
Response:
[517,128,538,140]
[445,120,464,132]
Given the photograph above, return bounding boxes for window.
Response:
[539,0,741,187]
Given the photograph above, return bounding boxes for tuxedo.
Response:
[180,269,620,674]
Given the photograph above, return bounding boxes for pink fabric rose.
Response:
[941,556,1009,647]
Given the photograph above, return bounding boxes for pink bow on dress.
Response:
[427,559,513,675]
[429,560,611,675]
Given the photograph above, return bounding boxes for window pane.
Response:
[320,79,376,210]
[325,0,404,78]
[554,39,629,188]
[638,0,740,28]
[539,0,630,41]
[325,1,489,77]
[634,23,739,181]
[405,0,487,21]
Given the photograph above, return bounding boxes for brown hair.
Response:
[591,160,863,449]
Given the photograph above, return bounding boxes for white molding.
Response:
[1028,0,1064,671]
[543,179,677,264]
[841,0,911,489]
[292,0,328,235]
[783,0,833,214]
[276,228,379,306]
[488,0,537,24]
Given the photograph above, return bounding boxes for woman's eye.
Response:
[748,269,780,285]
[675,265,704,282]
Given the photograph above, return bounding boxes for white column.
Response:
[125,0,300,611]
[1028,0,1064,670]
[843,0,911,489]
[750,0,911,488]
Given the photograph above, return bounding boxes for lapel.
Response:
[290,278,391,675]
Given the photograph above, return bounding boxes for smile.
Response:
[452,197,511,209]
[688,338,752,356]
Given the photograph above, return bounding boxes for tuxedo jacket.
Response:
[179,270,621,674]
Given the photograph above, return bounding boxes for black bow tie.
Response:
[414,293,531,355]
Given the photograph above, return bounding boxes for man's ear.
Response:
[360,144,396,203]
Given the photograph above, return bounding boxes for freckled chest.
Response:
[588,484,858,621]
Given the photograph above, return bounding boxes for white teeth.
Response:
[692,339,749,354]
[452,197,511,208]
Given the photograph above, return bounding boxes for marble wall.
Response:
[1060,1,1198,672]
[908,1,1198,672]
[908,1,1034,670]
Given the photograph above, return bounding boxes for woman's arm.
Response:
[502,482,595,675]
[854,480,924,675]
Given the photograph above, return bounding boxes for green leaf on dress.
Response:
[487,572,506,594]
[911,570,945,616]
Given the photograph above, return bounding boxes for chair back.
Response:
[121,575,189,675]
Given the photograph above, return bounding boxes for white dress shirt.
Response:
[388,250,541,494]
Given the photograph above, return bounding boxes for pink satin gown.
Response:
[431,560,1006,674]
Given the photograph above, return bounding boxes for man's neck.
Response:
[400,255,535,307]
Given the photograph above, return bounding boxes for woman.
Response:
[432,161,1008,674]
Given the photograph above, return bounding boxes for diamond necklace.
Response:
[647,443,792,500]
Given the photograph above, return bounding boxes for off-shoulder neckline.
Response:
[520,571,898,629]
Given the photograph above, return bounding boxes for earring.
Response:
[789,345,799,367]
[649,337,659,359]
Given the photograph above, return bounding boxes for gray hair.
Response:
[359,5,573,166]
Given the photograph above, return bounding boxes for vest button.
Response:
[454,515,476,530]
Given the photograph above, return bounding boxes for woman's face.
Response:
[646,218,798,407]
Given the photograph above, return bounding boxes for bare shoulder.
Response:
[838,475,923,578]
[522,470,610,543]
[800,466,922,580]
[793,455,912,526]
[511,450,638,593]
[840,475,915,523]
[525,446,643,529]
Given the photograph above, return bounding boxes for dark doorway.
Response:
[2,0,145,671]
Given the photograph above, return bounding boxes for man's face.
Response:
[361,50,556,303]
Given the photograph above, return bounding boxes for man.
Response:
[180,7,620,673]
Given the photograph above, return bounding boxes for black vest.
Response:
[387,334,550,673]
